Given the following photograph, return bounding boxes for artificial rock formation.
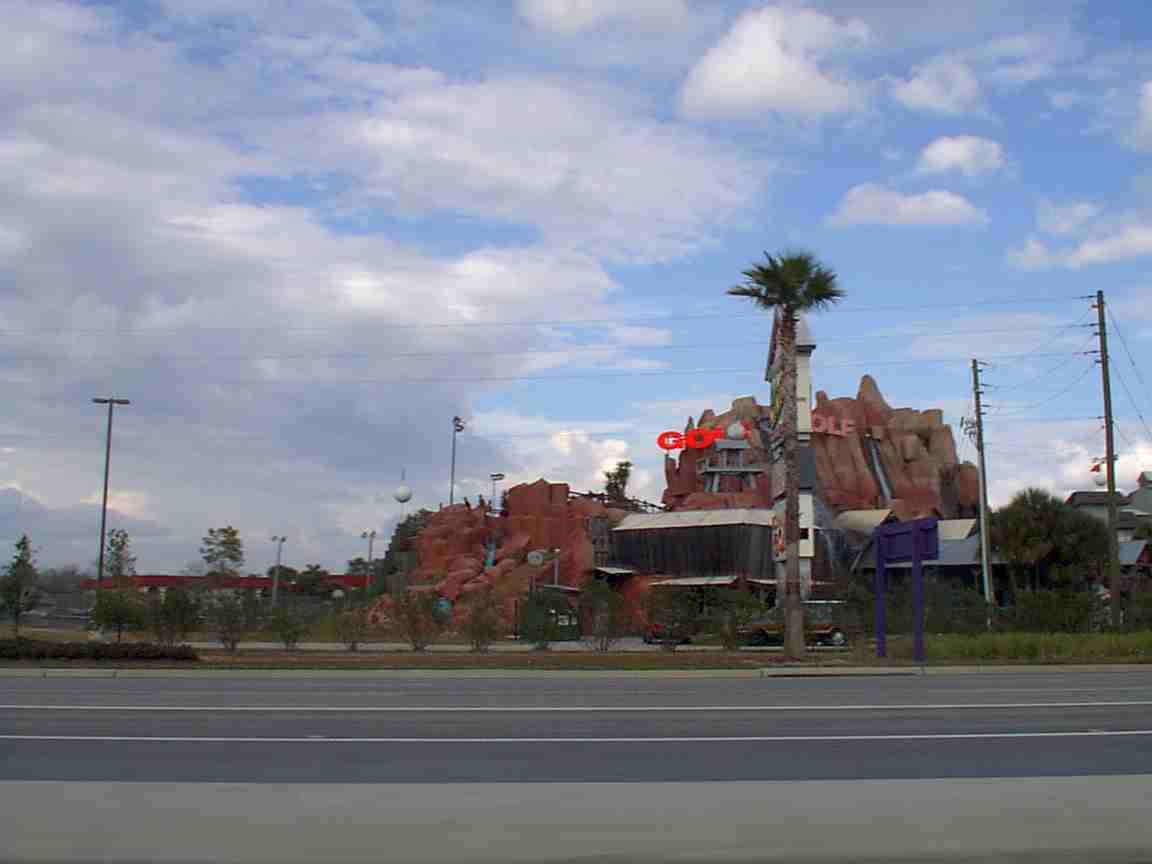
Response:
[367,480,627,629]
[662,375,979,520]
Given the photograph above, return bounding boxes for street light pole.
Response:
[449,416,465,505]
[270,536,286,606]
[92,397,130,592]
[361,530,376,602]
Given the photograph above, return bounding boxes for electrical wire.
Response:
[984,333,1097,394]
[0,324,1089,361]
[985,361,1096,418]
[1108,308,1152,415]
[0,295,1087,335]
[1109,356,1152,442]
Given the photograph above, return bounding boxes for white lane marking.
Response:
[1,731,1151,743]
[1,701,1151,712]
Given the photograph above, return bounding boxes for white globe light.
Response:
[1094,473,1106,488]
[394,484,413,503]
[727,422,745,440]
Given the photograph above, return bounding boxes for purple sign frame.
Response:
[874,518,939,664]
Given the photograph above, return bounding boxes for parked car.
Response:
[742,600,849,647]
[641,621,696,645]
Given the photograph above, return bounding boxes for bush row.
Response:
[884,631,1152,662]
[0,638,199,661]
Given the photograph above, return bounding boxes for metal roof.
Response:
[612,509,775,531]
[871,535,1003,569]
[937,519,978,541]
[833,509,893,533]
[594,566,636,576]
[1120,540,1149,566]
[651,576,738,587]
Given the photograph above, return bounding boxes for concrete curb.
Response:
[1,663,1148,679]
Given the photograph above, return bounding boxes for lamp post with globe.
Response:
[389,474,414,593]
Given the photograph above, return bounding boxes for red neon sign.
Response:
[657,420,756,451]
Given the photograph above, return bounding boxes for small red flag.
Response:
[1090,461,1102,473]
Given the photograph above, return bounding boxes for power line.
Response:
[1,324,1089,362]
[1109,356,1152,442]
[0,295,1086,336]
[1107,308,1152,413]
[984,333,1097,394]
[985,361,1096,417]
[46,350,1081,386]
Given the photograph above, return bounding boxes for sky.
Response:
[2,0,1152,575]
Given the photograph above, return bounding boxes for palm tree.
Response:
[990,488,1064,595]
[728,251,844,659]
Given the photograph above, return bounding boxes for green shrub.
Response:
[460,589,502,653]
[393,590,448,651]
[518,589,568,651]
[0,638,198,661]
[204,595,245,653]
[90,590,147,642]
[896,631,1152,663]
[579,580,632,652]
[997,591,1100,633]
[708,589,766,651]
[146,588,202,645]
[333,607,370,652]
[266,604,313,651]
[643,588,700,652]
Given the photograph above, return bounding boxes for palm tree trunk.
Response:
[780,310,806,660]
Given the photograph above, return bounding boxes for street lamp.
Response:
[449,416,466,505]
[360,530,376,601]
[270,536,286,606]
[92,397,130,591]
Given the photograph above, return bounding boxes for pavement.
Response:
[3,669,1152,861]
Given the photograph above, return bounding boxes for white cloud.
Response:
[827,183,989,227]
[1006,237,1059,270]
[1036,199,1100,235]
[519,0,689,33]
[1009,222,1152,269]
[915,135,1004,177]
[297,77,766,263]
[1131,80,1152,150]
[891,57,981,115]
[679,6,871,118]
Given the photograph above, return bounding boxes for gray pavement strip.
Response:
[4,778,1151,863]
[2,663,1151,679]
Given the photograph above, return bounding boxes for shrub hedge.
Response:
[0,638,199,661]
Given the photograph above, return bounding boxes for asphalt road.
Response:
[4,669,1152,862]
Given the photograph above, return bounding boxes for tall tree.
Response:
[991,488,1110,594]
[0,535,39,636]
[603,460,633,503]
[200,526,244,578]
[728,250,844,659]
[106,528,136,588]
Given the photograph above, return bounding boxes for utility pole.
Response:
[270,536,286,606]
[969,361,994,612]
[360,530,376,604]
[92,397,130,591]
[1094,290,1122,628]
[449,416,465,505]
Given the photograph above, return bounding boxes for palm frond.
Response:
[727,249,844,313]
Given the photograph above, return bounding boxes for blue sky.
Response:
[1,0,1151,574]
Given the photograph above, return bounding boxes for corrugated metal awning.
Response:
[651,576,738,587]
[613,509,775,531]
[595,566,636,576]
[937,519,977,541]
[833,509,892,533]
